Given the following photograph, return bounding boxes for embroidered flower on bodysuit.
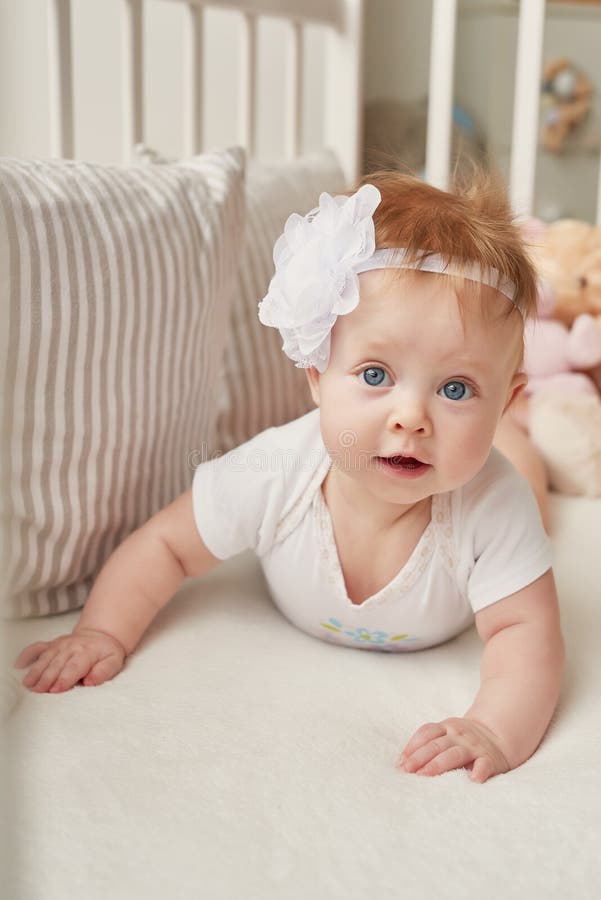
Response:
[320,618,419,649]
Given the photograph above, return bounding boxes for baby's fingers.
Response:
[402,743,474,777]
[469,756,497,784]
[81,654,124,688]
[23,650,71,692]
[13,642,50,669]
[47,654,100,693]
[398,722,447,762]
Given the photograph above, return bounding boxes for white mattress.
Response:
[2,492,600,899]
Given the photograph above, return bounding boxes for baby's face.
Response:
[306,269,526,508]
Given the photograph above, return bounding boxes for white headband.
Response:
[356,248,518,303]
[258,183,520,373]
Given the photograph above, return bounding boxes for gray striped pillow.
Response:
[134,146,347,453]
[214,151,347,453]
[0,148,246,619]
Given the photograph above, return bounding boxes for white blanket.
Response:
[2,492,600,899]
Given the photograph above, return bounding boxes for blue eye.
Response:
[439,380,473,401]
[360,366,391,387]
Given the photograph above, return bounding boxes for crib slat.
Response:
[183,3,204,155]
[425,0,457,191]
[285,20,303,159]
[47,0,74,158]
[324,0,363,187]
[121,0,145,162]
[239,12,257,155]
[509,0,545,217]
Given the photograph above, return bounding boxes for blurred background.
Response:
[364,0,601,223]
[1,0,600,222]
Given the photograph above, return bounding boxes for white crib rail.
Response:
[426,0,544,213]
[425,0,457,192]
[239,10,257,155]
[426,0,601,225]
[48,0,74,159]
[285,19,303,160]
[182,2,204,156]
[509,0,545,219]
[45,0,364,185]
[121,0,145,160]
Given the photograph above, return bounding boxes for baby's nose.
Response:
[386,392,432,434]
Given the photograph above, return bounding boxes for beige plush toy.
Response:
[520,219,601,500]
[533,218,601,324]
[531,218,601,393]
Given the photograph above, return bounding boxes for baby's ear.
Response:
[305,366,321,406]
[503,371,528,414]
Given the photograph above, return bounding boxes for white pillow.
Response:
[134,145,347,452]
[0,148,246,618]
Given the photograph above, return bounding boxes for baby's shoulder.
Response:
[458,447,525,509]
[271,408,330,528]
[236,405,326,507]
[247,408,324,481]
[452,448,536,547]
[267,407,322,456]
[192,408,325,558]
[223,408,322,470]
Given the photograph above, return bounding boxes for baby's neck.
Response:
[322,466,432,535]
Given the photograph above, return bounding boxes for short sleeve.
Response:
[192,426,286,560]
[461,451,553,613]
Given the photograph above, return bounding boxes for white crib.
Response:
[2,3,601,899]
[45,0,364,184]
[28,0,601,219]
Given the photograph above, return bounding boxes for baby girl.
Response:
[14,171,565,784]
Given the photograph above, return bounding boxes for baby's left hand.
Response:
[396,717,511,783]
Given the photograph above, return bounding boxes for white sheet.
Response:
[2,492,600,899]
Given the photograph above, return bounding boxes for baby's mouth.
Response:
[388,456,422,469]
[376,455,430,472]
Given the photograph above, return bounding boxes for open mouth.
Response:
[385,455,424,470]
[376,455,431,475]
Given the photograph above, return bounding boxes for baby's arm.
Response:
[397,569,565,782]
[14,489,220,692]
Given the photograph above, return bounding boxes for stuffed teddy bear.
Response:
[527,217,601,394]
[531,218,601,325]
[513,218,601,499]
[494,274,601,523]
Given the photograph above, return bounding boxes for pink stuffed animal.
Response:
[496,218,601,506]
[518,274,601,500]
[523,303,601,397]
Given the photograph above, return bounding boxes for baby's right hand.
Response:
[13,628,126,693]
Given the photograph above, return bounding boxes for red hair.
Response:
[353,167,539,326]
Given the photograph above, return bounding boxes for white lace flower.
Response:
[258,184,382,372]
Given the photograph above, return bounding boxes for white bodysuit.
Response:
[192,409,553,652]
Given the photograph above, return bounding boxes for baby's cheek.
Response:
[320,418,347,456]
[445,429,494,483]
[320,402,360,448]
